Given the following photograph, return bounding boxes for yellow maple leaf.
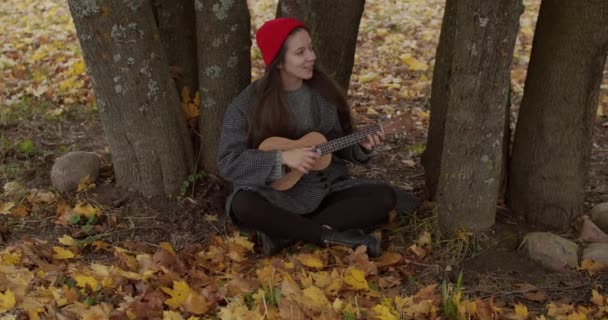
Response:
[1,251,21,265]
[297,253,325,269]
[162,280,207,314]
[77,175,95,192]
[73,202,100,218]
[0,289,16,313]
[52,246,75,260]
[400,54,428,71]
[58,76,78,92]
[114,247,139,271]
[163,311,184,320]
[72,60,86,75]
[160,242,176,254]
[591,290,605,306]
[218,302,262,320]
[344,267,369,290]
[579,258,606,276]
[513,303,528,320]
[301,286,330,312]
[73,274,98,290]
[359,72,379,83]
[227,233,254,251]
[372,304,398,320]
[58,234,75,246]
[162,281,191,309]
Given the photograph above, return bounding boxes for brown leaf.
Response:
[414,284,438,302]
[522,290,548,302]
[374,251,402,268]
[279,299,307,320]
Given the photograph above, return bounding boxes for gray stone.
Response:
[523,232,579,273]
[579,216,608,243]
[51,151,100,193]
[582,243,608,266]
[591,202,608,233]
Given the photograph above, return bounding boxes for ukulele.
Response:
[258,114,414,190]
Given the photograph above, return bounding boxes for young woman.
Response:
[217,17,396,257]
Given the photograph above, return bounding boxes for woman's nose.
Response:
[307,49,316,61]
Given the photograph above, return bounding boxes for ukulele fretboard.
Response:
[316,123,382,155]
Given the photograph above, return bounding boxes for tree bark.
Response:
[68,0,195,196]
[152,0,199,95]
[196,0,251,173]
[423,0,523,234]
[421,0,457,200]
[509,0,608,230]
[277,0,365,93]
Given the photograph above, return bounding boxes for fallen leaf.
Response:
[359,72,379,83]
[0,290,16,313]
[522,290,547,302]
[52,246,75,260]
[512,303,528,320]
[73,202,100,218]
[72,274,98,290]
[297,253,325,269]
[343,267,369,290]
[374,252,402,268]
[301,286,330,312]
[579,258,606,276]
[0,202,15,215]
[58,234,75,246]
[372,304,398,320]
[400,53,428,71]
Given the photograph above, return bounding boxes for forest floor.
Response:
[1,0,608,319]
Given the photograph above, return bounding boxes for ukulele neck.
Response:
[315,123,382,155]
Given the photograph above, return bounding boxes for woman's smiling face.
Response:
[279,28,316,90]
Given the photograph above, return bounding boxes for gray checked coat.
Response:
[217,82,376,218]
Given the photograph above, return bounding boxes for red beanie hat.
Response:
[256,17,306,67]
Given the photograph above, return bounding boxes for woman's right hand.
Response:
[280,147,320,174]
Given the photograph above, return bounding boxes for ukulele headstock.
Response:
[381,112,415,135]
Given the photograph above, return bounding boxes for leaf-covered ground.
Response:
[1,0,608,319]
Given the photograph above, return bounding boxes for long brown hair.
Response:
[247,28,353,148]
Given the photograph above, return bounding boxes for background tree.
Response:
[277,0,365,92]
[509,0,608,230]
[196,0,251,173]
[422,0,523,234]
[67,0,195,197]
[152,0,199,96]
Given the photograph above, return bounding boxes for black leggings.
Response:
[230,184,396,243]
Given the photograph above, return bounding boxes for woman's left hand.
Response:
[359,131,385,151]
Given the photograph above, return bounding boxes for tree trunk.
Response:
[421,0,457,200]
[68,0,195,196]
[277,0,365,93]
[509,0,608,230]
[152,0,199,95]
[196,0,251,173]
[423,0,523,234]
[499,87,512,203]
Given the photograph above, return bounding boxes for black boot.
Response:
[320,227,382,257]
[258,232,294,256]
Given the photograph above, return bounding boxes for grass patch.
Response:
[1,97,97,127]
